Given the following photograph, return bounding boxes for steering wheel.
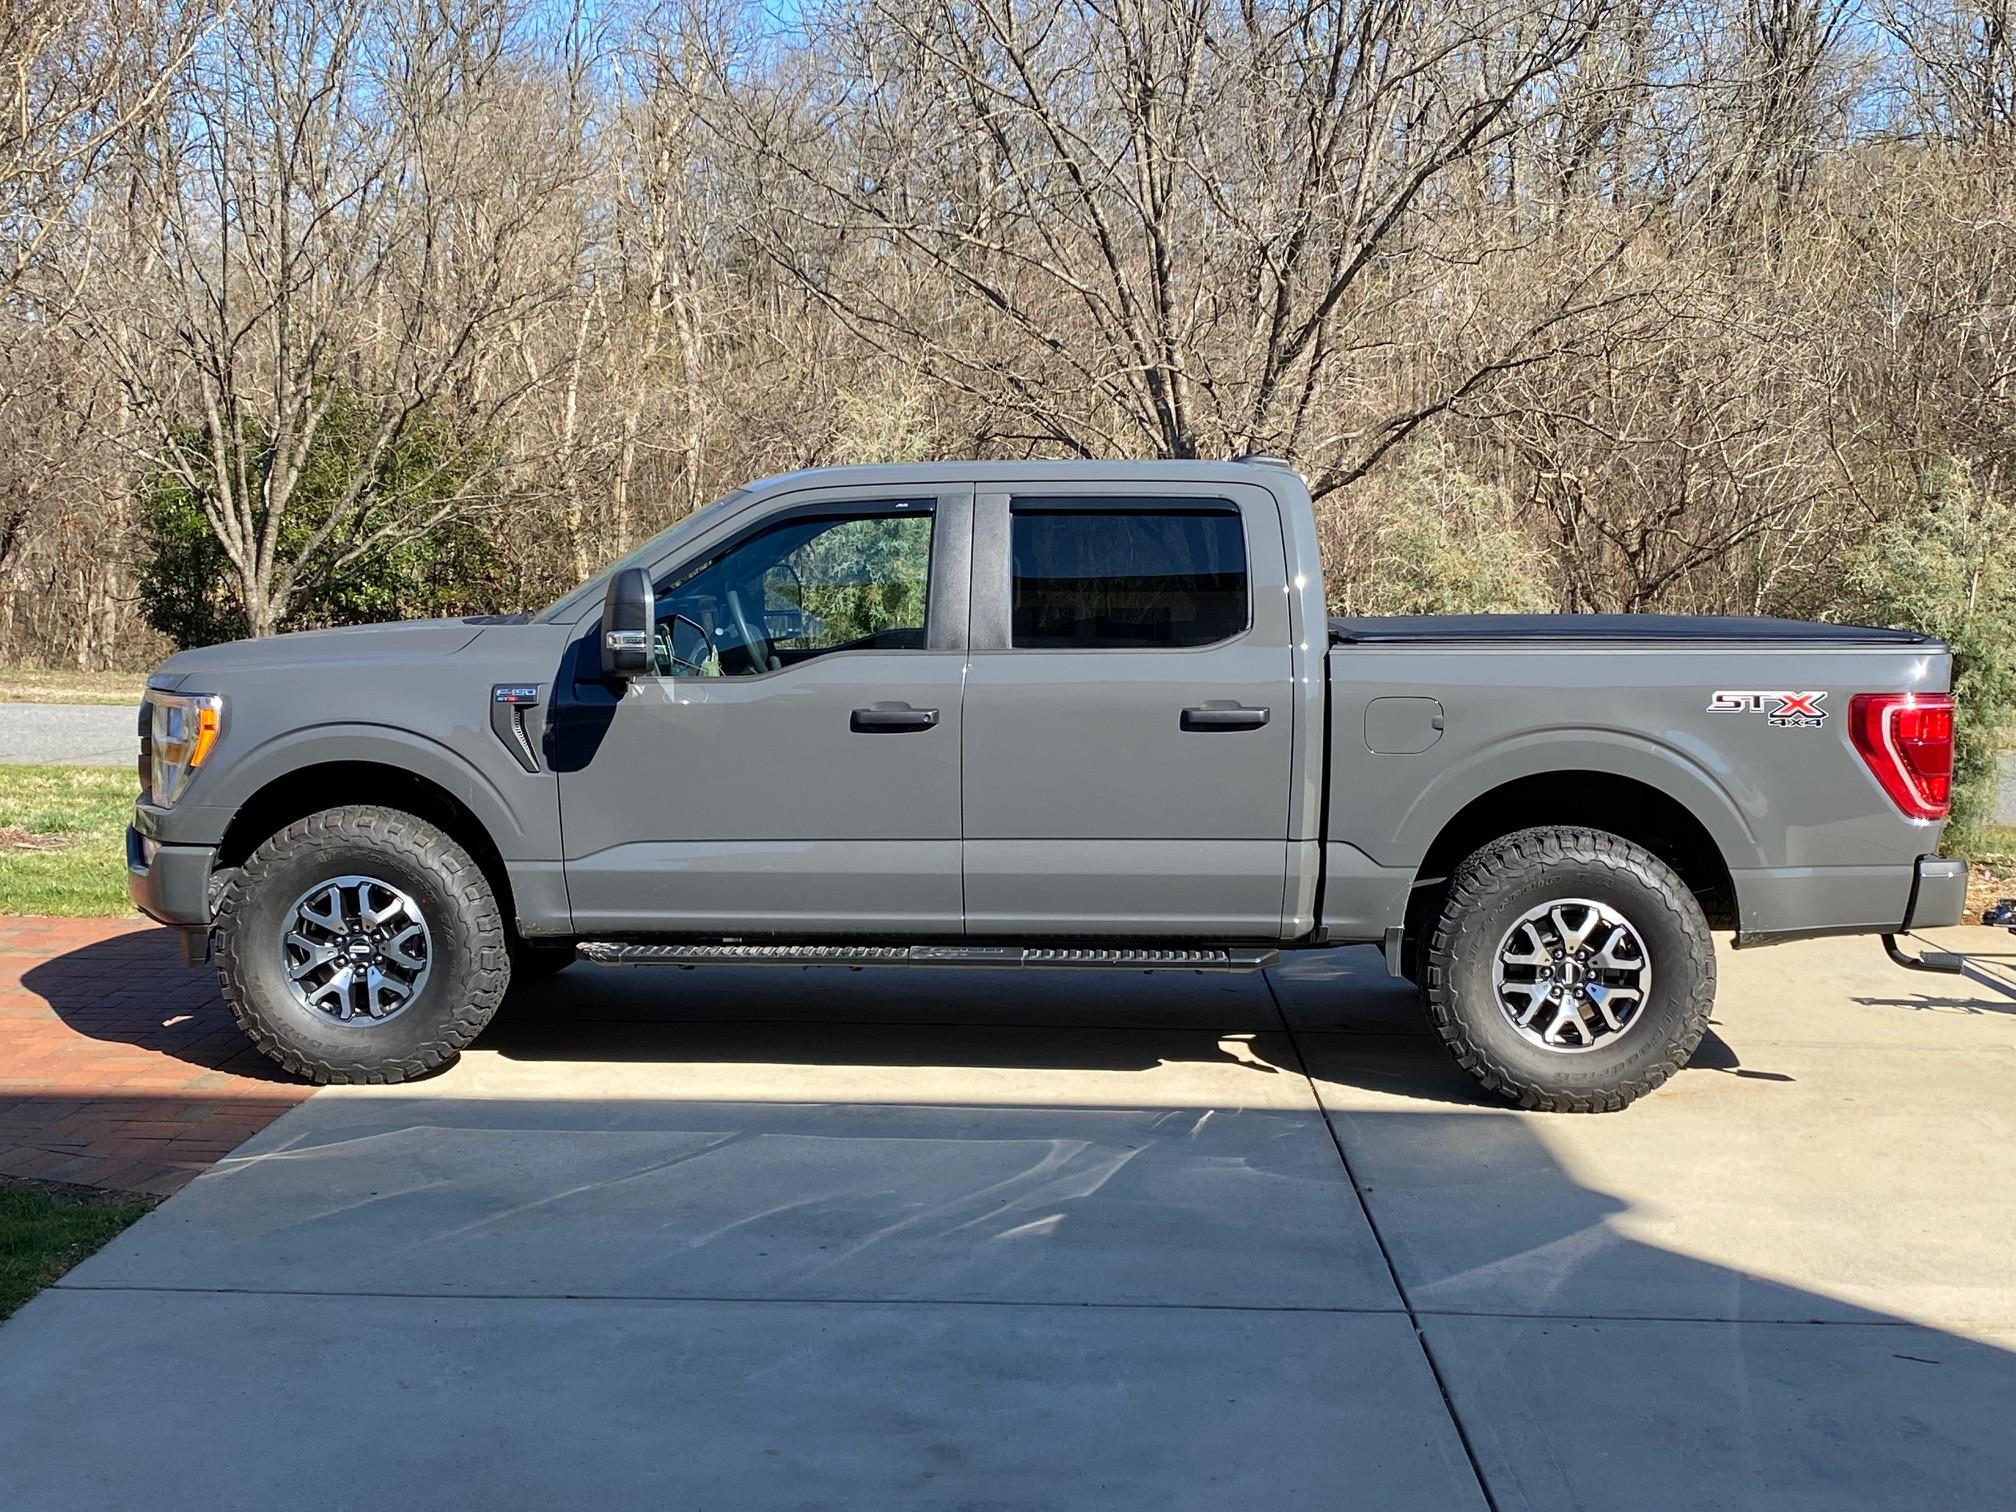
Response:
[724,589,774,674]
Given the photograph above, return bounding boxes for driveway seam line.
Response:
[1262,968,1503,1512]
[47,1281,2005,1329]
[47,1281,1413,1312]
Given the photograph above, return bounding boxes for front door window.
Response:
[653,504,934,676]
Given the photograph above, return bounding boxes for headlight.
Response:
[145,692,224,808]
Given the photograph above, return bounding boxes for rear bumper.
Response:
[1734,854,1966,948]
[126,826,215,930]
[1902,856,1968,931]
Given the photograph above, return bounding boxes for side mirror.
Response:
[601,567,654,680]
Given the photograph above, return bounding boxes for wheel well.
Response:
[214,761,516,923]
[1401,771,1737,969]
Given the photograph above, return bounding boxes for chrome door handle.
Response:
[851,704,940,733]
[1180,705,1271,732]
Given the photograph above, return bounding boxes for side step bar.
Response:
[576,942,1280,972]
[1881,934,1965,974]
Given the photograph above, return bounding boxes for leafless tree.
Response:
[71,0,594,635]
[0,0,2009,664]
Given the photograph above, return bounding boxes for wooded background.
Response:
[3,0,2013,832]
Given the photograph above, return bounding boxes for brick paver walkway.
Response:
[0,918,310,1196]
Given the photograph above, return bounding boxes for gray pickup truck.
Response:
[128,458,1967,1110]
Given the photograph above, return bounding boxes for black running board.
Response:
[575,942,1279,972]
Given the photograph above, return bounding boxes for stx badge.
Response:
[1707,690,1828,727]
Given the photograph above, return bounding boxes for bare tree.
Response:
[0,0,2011,667]
[73,0,594,635]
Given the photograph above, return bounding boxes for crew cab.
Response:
[128,459,1968,1109]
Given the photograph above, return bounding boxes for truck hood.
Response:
[146,616,518,689]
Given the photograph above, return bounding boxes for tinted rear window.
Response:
[1011,507,1248,649]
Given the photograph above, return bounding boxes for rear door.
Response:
[960,481,1295,937]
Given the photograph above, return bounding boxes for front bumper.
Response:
[126,825,216,930]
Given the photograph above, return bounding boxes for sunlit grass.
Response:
[0,1180,157,1321]
[0,765,135,916]
[0,668,145,706]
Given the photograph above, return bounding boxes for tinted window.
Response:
[1011,506,1247,649]
[654,505,932,676]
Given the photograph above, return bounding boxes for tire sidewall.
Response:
[1436,844,1712,1098]
[221,820,495,1073]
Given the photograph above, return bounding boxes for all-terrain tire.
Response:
[214,805,511,1084]
[1423,826,1715,1112]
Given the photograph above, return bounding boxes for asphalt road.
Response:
[2,932,2012,1509]
[0,703,137,766]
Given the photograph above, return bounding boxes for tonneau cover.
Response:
[1327,613,1932,647]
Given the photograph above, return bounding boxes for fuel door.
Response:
[1365,696,1444,755]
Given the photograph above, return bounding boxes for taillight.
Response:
[1849,692,1954,820]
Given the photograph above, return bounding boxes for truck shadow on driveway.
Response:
[23,933,1805,1104]
[1852,957,2016,1015]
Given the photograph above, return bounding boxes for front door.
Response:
[960,482,1295,937]
[557,486,971,935]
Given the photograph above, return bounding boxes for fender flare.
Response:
[207,722,535,860]
[1385,728,1767,876]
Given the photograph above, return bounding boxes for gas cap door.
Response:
[1365,696,1445,754]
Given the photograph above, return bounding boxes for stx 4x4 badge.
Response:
[1707,690,1828,727]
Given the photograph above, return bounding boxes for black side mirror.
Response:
[601,567,654,680]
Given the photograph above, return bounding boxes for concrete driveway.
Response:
[2,932,2013,1509]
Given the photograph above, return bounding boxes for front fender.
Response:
[164,722,541,861]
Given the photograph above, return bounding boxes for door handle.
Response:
[1181,705,1271,732]
[851,703,940,733]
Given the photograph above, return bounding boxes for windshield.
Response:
[535,488,752,623]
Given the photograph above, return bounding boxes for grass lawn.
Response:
[0,668,145,706]
[0,765,135,916]
[0,1179,157,1321]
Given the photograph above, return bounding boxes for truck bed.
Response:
[1328,614,1931,647]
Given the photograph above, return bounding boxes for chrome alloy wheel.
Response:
[1490,898,1652,1053]
[279,874,432,1024]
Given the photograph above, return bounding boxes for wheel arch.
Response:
[1400,770,1738,975]
[214,759,517,927]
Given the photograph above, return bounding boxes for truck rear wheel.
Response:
[1423,826,1714,1112]
[214,805,511,1084]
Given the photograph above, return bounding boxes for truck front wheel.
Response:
[213,805,512,1084]
[1423,826,1714,1113]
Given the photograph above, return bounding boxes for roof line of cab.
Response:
[735,456,1303,494]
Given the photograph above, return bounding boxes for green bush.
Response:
[138,391,508,649]
[1356,445,1553,615]
[1831,461,2016,856]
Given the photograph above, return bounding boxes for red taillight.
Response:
[1849,692,1954,820]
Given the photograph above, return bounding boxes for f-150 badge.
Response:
[1708,690,1827,727]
